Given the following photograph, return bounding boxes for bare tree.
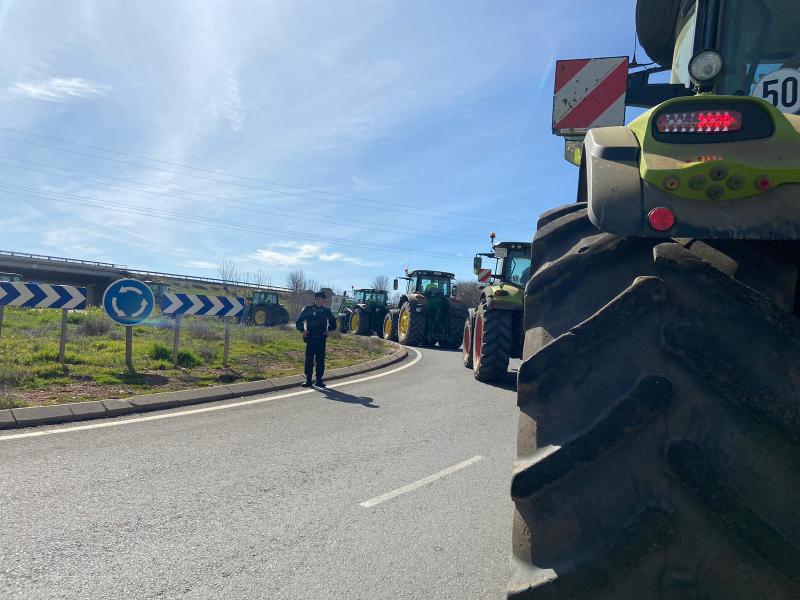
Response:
[218,259,246,295]
[246,269,272,289]
[218,259,240,284]
[371,275,390,291]
[455,280,481,307]
[286,270,308,317]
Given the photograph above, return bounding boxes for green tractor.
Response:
[510,1,800,598]
[462,235,531,381]
[383,270,467,348]
[245,290,290,327]
[336,288,389,336]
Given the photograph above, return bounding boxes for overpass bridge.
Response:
[0,250,290,306]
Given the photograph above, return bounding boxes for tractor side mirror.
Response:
[393,278,398,291]
[452,285,458,298]
[473,256,482,273]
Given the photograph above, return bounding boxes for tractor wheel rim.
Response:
[399,311,410,336]
[384,317,392,337]
[351,314,360,331]
[474,315,483,369]
[254,310,266,325]
[463,322,471,360]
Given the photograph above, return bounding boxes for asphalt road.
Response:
[0,346,520,600]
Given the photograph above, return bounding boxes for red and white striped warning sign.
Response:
[552,57,628,135]
[477,269,492,283]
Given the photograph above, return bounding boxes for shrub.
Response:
[186,320,220,341]
[244,329,268,346]
[177,350,201,368]
[0,395,25,409]
[67,312,85,325]
[0,366,34,387]
[148,343,172,361]
[78,316,112,337]
[196,343,217,363]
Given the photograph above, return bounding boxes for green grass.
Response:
[0,306,391,407]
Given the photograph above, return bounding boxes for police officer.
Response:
[296,291,337,387]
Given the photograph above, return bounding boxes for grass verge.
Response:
[0,306,391,408]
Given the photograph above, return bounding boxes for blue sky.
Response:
[0,0,642,290]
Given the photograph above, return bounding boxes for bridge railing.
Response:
[124,269,292,293]
[0,249,122,269]
[0,249,292,293]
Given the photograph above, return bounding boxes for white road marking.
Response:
[359,455,484,508]
[0,348,423,442]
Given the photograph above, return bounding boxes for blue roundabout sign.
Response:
[102,279,155,326]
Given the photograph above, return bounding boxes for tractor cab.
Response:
[144,281,170,300]
[394,270,454,298]
[473,234,532,287]
[0,272,22,283]
[352,288,388,306]
[252,290,278,306]
[666,0,797,99]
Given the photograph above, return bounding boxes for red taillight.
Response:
[648,207,676,231]
[656,110,743,133]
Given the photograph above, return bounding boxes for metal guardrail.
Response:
[124,269,292,293]
[0,249,122,269]
[0,249,291,293]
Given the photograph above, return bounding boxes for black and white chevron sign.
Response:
[160,293,245,317]
[0,282,87,310]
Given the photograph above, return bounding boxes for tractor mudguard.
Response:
[482,285,525,311]
[583,126,644,235]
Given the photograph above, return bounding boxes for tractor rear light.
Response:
[755,175,773,191]
[656,110,743,133]
[648,207,676,232]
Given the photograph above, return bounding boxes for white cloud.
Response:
[10,77,110,102]
[252,242,373,268]
[318,251,375,266]
[184,260,218,270]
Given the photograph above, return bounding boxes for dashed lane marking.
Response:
[360,455,484,508]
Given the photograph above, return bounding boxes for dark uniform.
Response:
[295,302,336,384]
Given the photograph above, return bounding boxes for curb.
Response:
[1,342,408,430]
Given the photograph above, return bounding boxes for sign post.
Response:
[58,309,69,364]
[172,315,182,368]
[223,319,232,368]
[160,292,245,369]
[102,279,155,372]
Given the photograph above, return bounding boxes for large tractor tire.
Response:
[376,311,387,339]
[509,205,800,599]
[252,305,270,327]
[441,311,466,350]
[463,309,475,368]
[472,303,512,382]
[275,305,291,325]
[636,0,682,68]
[383,310,399,342]
[350,308,372,336]
[398,302,425,346]
[337,314,349,333]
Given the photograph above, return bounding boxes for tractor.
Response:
[383,270,467,348]
[244,290,290,327]
[510,1,800,598]
[462,235,531,381]
[336,288,389,336]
